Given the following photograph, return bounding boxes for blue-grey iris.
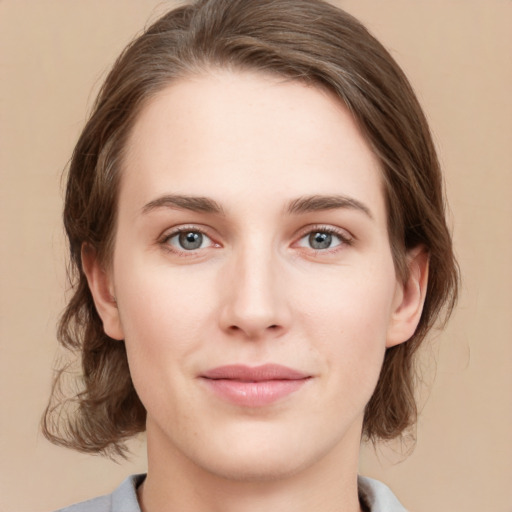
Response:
[179,232,203,250]
[309,232,332,249]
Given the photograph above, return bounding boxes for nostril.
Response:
[227,324,280,334]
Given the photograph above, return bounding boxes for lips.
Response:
[202,364,308,381]
[200,364,311,407]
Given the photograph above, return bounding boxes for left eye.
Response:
[166,230,213,251]
[297,230,344,250]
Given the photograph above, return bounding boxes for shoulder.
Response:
[55,473,405,512]
[55,493,111,512]
[55,474,145,512]
[358,475,408,512]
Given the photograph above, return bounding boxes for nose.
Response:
[218,244,290,340]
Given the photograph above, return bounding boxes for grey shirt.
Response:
[56,474,407,512]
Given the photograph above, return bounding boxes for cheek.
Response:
[111,252,217,388]
[297,259,396,335]
[294,261,397,386]
[114,240,212,330]
[113,271,217,427]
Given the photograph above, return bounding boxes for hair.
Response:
[43,0,459,458]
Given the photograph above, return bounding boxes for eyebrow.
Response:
[142,195,225,215]
[141,193,373,220]
[286,194,373,219]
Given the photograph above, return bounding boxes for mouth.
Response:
[199,364,312,407]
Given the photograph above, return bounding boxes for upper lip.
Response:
[201,364,309,382]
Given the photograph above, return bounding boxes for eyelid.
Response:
[292,224,354,251]
[295,224,354,241]
[157,223,353,256]
[158,224,221,254]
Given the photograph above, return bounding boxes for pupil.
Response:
[309,232,331,250]
[179,231,202,250]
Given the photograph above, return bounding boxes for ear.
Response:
[81,243,124,340]
[386,246,429,348]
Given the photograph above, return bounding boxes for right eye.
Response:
[163,229,215,252]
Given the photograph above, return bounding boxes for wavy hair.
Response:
[43,0,459,457]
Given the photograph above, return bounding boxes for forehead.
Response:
[120,70,385,221]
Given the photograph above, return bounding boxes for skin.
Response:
[84,70,428,512]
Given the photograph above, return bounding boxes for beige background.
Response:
[1,1,511,511]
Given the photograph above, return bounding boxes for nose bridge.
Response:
[220,235,288,337]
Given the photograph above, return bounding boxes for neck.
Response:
[138,420,364,512]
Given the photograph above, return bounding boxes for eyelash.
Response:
[158,224,353,256]
[295,225,354,253]
[159,226,218,256]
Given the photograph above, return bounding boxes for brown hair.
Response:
[43,0,459,457]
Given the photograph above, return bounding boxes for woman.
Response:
[43,0,458,510]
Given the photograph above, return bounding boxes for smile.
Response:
[199,364,312,407]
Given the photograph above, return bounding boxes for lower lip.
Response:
[200,378,309,407]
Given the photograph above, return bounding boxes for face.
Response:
[86,70,425,482]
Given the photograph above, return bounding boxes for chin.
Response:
[188,426,333,484]
[199,451,310,483]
